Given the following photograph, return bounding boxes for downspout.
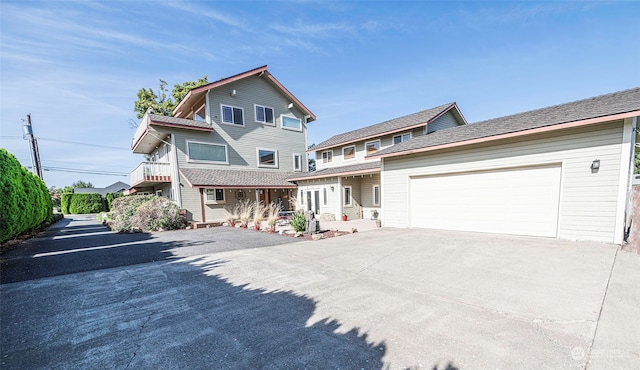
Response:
[170,134,182,208]
[624,116,638,242]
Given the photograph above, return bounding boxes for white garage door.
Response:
[409,164,561,237]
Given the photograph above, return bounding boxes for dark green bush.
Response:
[105,192,122,211]
[61,193,72,214]
[0,148,53,243]
[68,193,106,214]
[109,195,183,232]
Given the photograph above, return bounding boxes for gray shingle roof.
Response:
[372,87,640,158]
[74,181,129,196]
[287,161,381,181]
[148,113,213,130]
[180,168,296,188]
[313,103,456,151]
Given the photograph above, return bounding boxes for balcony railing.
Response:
[130,161,171,187]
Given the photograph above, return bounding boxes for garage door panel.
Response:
[409,165,561,238]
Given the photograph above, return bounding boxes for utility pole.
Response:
[22,114,43,179]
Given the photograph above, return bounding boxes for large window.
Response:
[281,115,302,131]
[393,133,412,144]
[221,104,244,126]
[373,185,380,206]
[257,148,278,168]
[343,146,355,160]
[344,186,352,206]
[293,153,302,171]
[322,150,333,163]
[365,140,380,155]
[187,141,228,163]
[205,189,225,203]
[255,104,274,125]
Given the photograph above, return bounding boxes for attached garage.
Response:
[409,164,561,237]
[374,88,640,244]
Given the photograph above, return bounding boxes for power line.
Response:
[29,166,128,176]
[0,135,130,150]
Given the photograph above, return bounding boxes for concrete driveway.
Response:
[1,216,639,369]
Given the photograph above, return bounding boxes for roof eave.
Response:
[288,167,381,182]
[374,110,640,160]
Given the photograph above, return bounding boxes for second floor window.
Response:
[257,148,278,168]
[187,141,228,163]
[221,104,244,126]
[281,115,302,131]
[393,133,412,144]
[343,146,355,160]
[293,153,302,171]
[255,105,274,125]
[365,140,380,155]
[322,150,333,163]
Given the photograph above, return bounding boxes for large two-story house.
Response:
[129,65,315,223]
[289,103,467,221]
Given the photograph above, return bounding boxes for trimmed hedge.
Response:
[61,193,108,214]
[0,149,53,243]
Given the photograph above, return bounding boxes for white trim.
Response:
[194,103,207,122]
[205,91,211,123]
[254,104,275,126]
[322,150,333,164]
[344,185,353,207]
[257,147,279,168]
[205,188,226,204]
[220,104,245,127]
[293,153,302,172]
[280,114,302,132]
[342,145,356,161]
[614,118,634,244]
[365,139,381,155]
[373,184,380,206]
[186,140,229,164]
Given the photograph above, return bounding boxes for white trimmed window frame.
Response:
[254,104,275,125]
[365,140,381,155]
[344,186,352,207]
[373,184,380,206]
[342,145,356,161]
[322,150,333,164]
[280,114,302,132]
[220,104,245,126]
[257,147,279,168]
[393,132,412,144]
[205,188,226,204]
[293,153,302,172]
[186,140,229,164]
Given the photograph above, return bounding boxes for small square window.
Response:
[255,105,274,125]
[221,105,244,126]
[365,140,380,155]
[343,146,355,160]
[206,189,225,203]
[322,150,333,164]
[258,148,278,168]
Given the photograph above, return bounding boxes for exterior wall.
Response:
[341,177,362,220]
[382,121,627,243]
[298,178,341,218]
[427,111,461,133]
[359,173,381,220]
[180,181,202,222]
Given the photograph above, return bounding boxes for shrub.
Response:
[105,192,123,211]
[61,193,72,214]
[109,195,183,232]
[0,149,52,243]
[68,193,107,214]
[291,211,306,233]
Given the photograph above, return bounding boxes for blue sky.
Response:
[1,1,639,189]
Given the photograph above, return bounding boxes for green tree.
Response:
[71,180,94,188]
[134,76,209,119]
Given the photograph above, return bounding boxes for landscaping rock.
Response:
[311,233,323,241]
[294,232,303,238]
[351,228,358,233]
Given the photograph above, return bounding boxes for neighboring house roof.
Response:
[147,113,213,131]
[180,168,297,189]
[371,87,640,159]
[173,65,316,122]
[287,161,381,182]
[312,102,466,152]
[74,181,130,197]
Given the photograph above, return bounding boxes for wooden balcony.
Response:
[130,162,171,188]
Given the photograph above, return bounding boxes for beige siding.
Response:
[180,181,203,222]
[360,173,381,219]
[299,178,340,217]
[382,121,626,243]
[427,111,462,133]
[341,177,362,220]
